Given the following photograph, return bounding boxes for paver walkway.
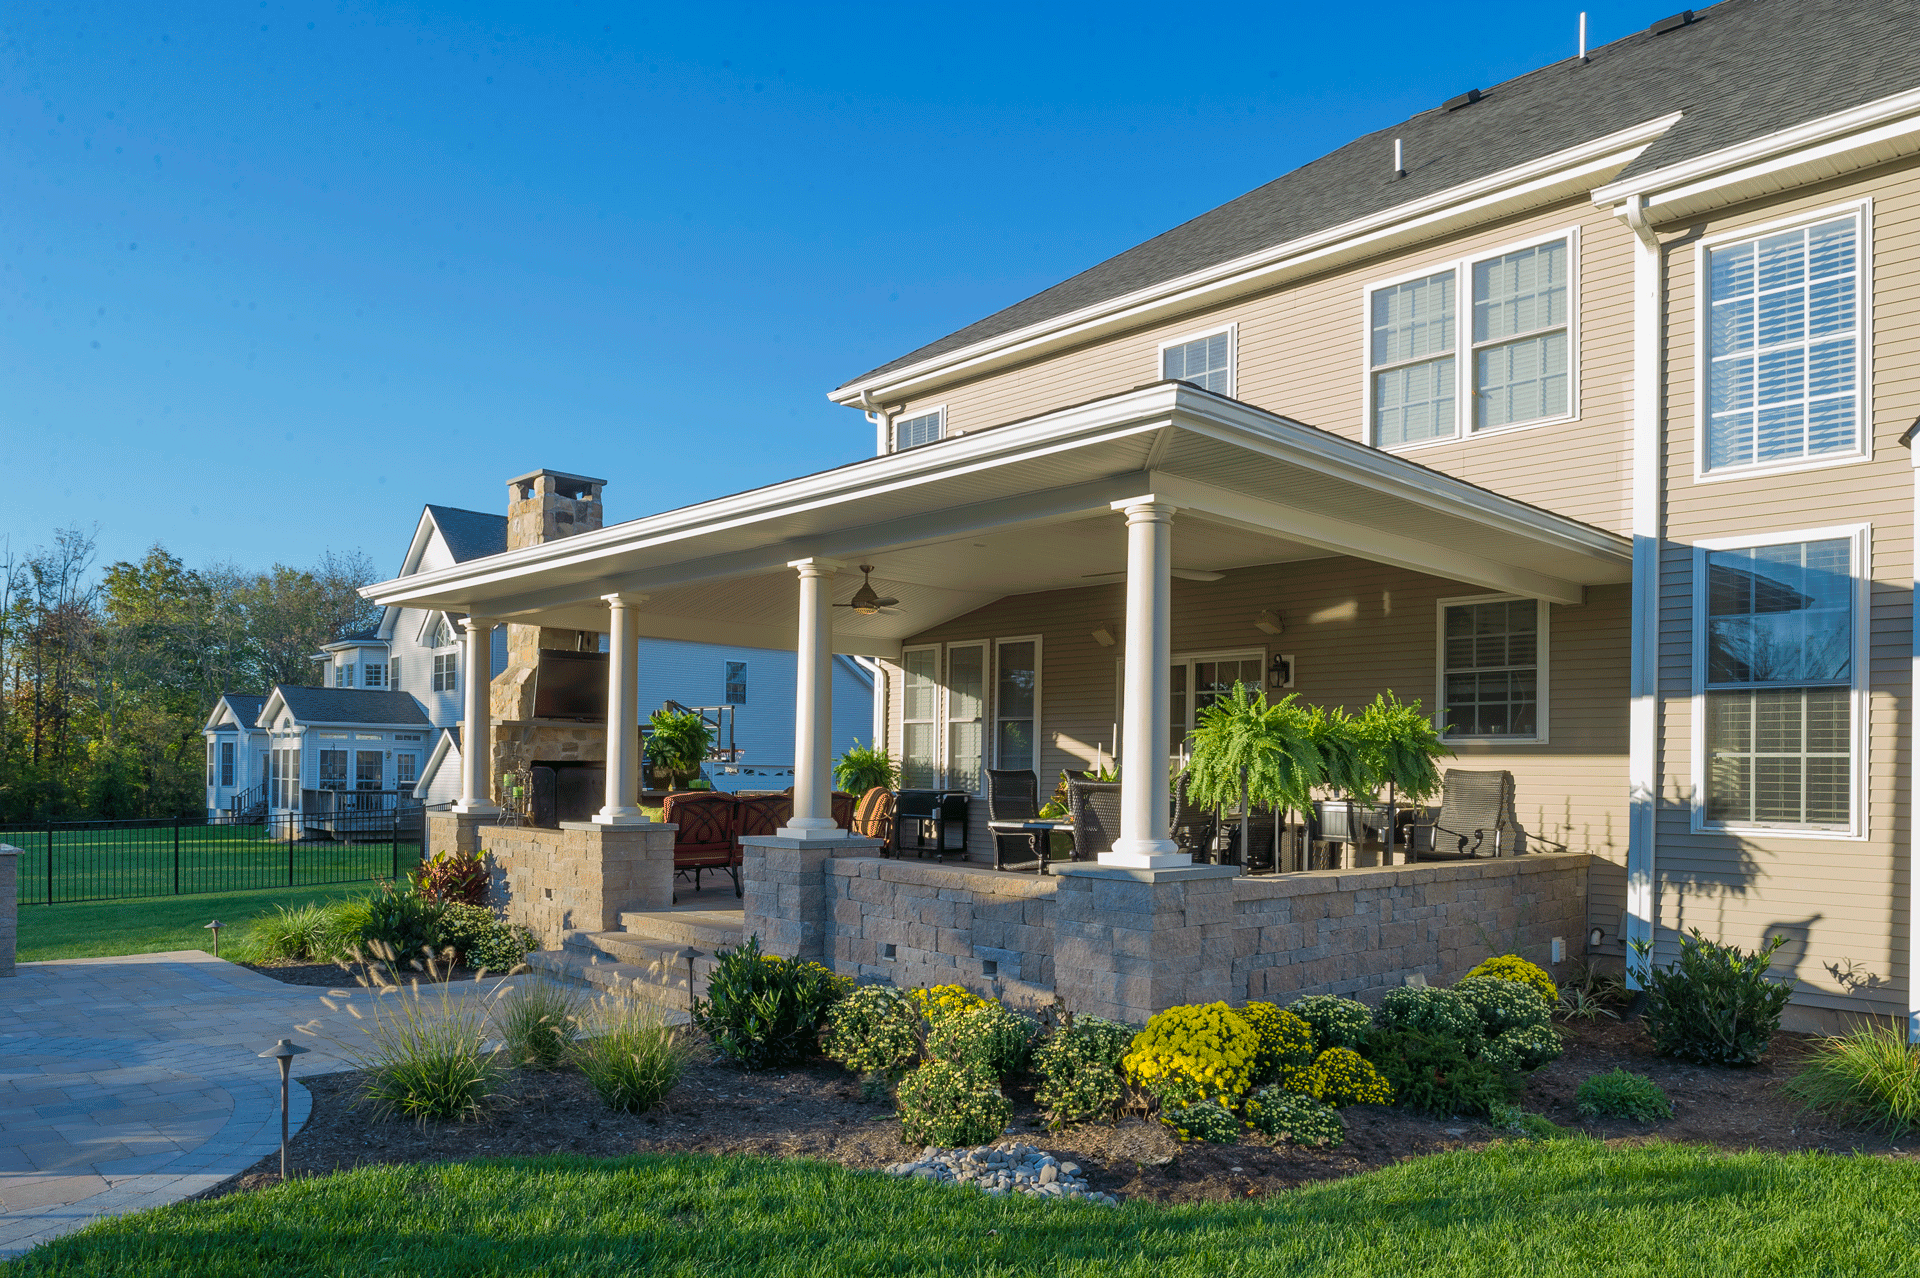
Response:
[0,950,506,1257]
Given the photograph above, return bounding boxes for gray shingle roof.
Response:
[272,686,433,727]
[425,505,507,564]
[216,693,268,730]
[840,0,1920,389]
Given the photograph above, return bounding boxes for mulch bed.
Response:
[242,960,490,987]
[221,1014,1916,1206]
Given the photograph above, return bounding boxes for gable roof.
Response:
[264,685,433,728]
[425,505,507,565]
[205,693,268,732]
[838,0,1920,390]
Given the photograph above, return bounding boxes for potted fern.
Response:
[1350,693,1450,862]
[833,740,900,795]
[644,709,715,791]
[1182,684,1323,868]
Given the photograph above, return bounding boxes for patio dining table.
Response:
[986,817,1072,874]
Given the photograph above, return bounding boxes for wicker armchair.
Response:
[831,790,857,831]
[1170,773,1215,861]
[1067,779,1122,862]
[735,791,793,849]
[986,768,1047,872]
[1404,770,1527,860]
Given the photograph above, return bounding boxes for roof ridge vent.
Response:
[1443,88,1483,112]
[1648,9,1694,35]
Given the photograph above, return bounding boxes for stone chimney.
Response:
[506,469,606,551]
[491,469,613,752]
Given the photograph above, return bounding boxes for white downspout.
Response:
[1621,194,1663,986]
[1903,423,1920,1041]
[851,655,888,755]
[857,389,894,456]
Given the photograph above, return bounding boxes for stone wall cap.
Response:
[551,820,679,834]
[0,843,19,856]
[739,834,881,850]
[1051,863,1240,884]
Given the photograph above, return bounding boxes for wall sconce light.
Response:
[1091,624,1116,647]
[1268,654,1294,688]
[1254,609,1284,635]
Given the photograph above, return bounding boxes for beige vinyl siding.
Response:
[888,197,1636,535]
[878,558,1628,939]
[1653,158,1920,1024]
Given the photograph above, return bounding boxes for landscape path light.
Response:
[257,1037,310,1180]
[674,945,702,1015]
[204,919,224,958]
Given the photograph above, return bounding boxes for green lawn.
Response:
[7,1142,1920,1276]
[14,881,381,962]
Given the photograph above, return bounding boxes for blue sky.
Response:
[5,1,1665,576]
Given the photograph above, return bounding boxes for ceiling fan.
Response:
[834,565,904,616]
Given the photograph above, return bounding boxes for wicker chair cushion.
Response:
[852,787,895,843]
[1068,779,1123,861]
[661,792,738,866]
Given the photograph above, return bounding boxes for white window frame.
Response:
[1158,323,1238,398]
[363,662,385,688]
[992,635,1044,773]
[432,652,458,693]
[892,405,946,453]
[1168,648,1267,757]
[1364,226,1581,452]
[1693,199,1873,483]
[1688,523,1870,840]
[899,644,943,790]
[1434,594,1551,745]
[943,641,989,796]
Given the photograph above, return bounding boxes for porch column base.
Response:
[1100,839,1188,869]
[742,833,881,960]
[1052,861,1239,1023]
[592,808,651,826]
[776,819,843,840]
[450,803,501,817]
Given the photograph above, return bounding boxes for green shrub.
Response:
[1465,954,1558,1003]
[1634,929,1794,1066]
[1575,1068,1674,1123]
[1488,1101,1567,1140]
[1453,975,1553,1037]
[906,983,989,1024]
[1377,986,1484,1045]
[335,977,506,1122]
[1121,1002,1261,1110]
[1786,1023,1920,1134]
[437,902,538,972]
[358,882,448,973]
[1163,1099,1240,1144]
[245,902,336,963]
[1480,1022,1565,1074]
[1245,1086,1345,1146]
[1286,994,1374,1052]
[1032,1015,1133,1130]
[821,984,921,1081]
[573,996,693,1113]
[1238,1002,1316,1081]
[690,934,851,1070]
[408,849,489,905]
[927,1001,1039,1079]
[896,1060,1011,1147]
[493,977,584,1070]
[1307,1047,1394,1106]
[1365,1028,1516,1118]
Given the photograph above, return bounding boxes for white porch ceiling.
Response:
[365,383,1632,659]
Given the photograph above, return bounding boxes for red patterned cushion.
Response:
[736,794,791,838]
[663,792,736,850]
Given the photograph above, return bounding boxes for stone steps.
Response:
[614,909,743,951]
[521,910,744,1010]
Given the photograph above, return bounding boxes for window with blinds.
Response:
[894,409,943,451]
[900,646,940,789]
[1704,213,1861,473]
[945,643,986,795]
[1701,536,1857,831]
[1161,328,1234,395]
[1369,234,1574,447]
[1439,597,1544,740]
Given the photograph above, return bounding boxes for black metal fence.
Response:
[0,810,427,906]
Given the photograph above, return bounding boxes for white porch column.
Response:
[780,557,844,839]
[452,615,500,815]
[1104,499,1187,868]
[594,592,650,825]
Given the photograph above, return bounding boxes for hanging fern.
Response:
[1307,704,1371,802]
[1352,692,1450,804]
[1183,684,1323,816]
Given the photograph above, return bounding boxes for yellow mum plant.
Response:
[1121,1002,1259,1109]
[1237,1002,1316,1081]
[1307,1047,1394,1107]
[908,984,988,1024]
[1466,954,1558,1004]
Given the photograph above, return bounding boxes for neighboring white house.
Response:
[205,482,875,819]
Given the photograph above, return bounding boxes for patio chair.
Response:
[1217,805,1280,872]
[831,790,857,831]
[1170,773,1215,861]
[851,786,896,853]
[661,790,741,902]
[986,768,1048,872]
[895,789,969,860]
[735,791,793,852]
[1067,779,1123,862]
[1404,769,1527,860]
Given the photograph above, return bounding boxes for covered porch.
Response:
[369,381,1630,1013]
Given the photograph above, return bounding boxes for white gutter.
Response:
[1619,193,1663,986]
[830,115,1680,408]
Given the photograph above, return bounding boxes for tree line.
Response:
[0,527,380,823]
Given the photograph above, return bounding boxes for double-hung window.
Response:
[724,661,748,705]
[432,653,458,693]
[206,742,216,788]
[900,647,940,789]
[994,639,1040,772]
[894,408,944,451]
[1161,326,1235,395]
[334,663,353,688]
[1696,529,1863,834]
[899,640,1045,791]
[221,741,235,788]
[363,663,385,688]
[945,643,987,796]
[1438,596,1547,742]
[1369,234,1573,447]
[1703,210,1863,474]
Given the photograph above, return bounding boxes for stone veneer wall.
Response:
[0,844,18,977]
[429,812,675,947]
[802,852,1593,1020]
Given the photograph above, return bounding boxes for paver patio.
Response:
[0,950,506,1257]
